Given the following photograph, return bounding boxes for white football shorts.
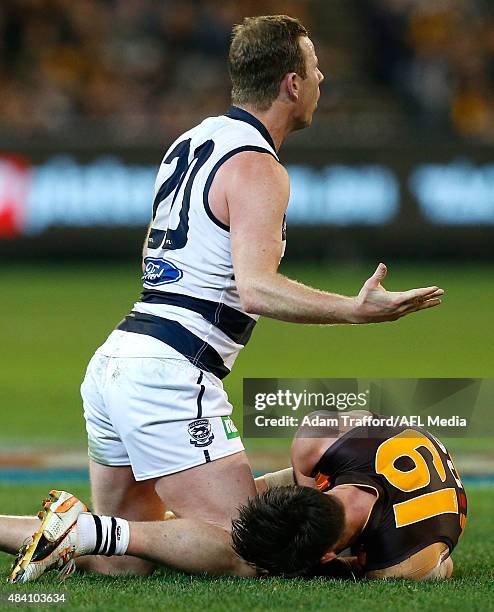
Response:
[81,331,244,480]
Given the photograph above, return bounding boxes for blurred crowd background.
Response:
[1,0,494,145]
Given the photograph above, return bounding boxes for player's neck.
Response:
[235,103,292,152]
[328,485,377,551]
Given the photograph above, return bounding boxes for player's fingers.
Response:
[405,289,444,306]
[400,286,444,303]
[416,297,442,310]
[426,289,444,299]
[398,298,442,316]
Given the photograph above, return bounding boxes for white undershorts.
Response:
[81,331,244,480]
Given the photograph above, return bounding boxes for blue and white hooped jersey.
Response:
[116,107,282,379]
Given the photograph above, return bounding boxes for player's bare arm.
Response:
[254,410,373,492]
[290,410,373,480]
[219,153,443,324]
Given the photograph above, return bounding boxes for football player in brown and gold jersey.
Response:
[233,411,467,580]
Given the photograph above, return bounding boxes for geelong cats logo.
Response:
[188,419,214,447]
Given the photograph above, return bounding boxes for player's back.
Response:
[97,107,280,380]
[312,422,467,572]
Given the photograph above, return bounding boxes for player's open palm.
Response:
[354,263,444,323]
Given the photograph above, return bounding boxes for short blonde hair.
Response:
[228,15,309,111]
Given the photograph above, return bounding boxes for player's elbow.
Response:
[209,543,256,577]
[228,552,258,577]
[237,283,266,315]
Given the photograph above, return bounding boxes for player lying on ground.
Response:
[4,16,445,582]
[1,411,466,582]
[235,410,468,580]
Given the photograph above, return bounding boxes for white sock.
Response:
[76,512,130,557]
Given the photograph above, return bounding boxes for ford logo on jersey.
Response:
[143,257,183,286]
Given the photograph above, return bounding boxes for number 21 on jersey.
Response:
[149,138,215,251]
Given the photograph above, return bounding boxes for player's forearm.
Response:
[239,273,358,324]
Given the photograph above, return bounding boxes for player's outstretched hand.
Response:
[353,263,444,323]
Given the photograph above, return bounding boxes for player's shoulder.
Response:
[170,113,280,157]
[222,149,288,189]
[218,152,289,216]
[291,410,374,477]
[226,146,284,170]
[165,110,287,190]
[162,114,226,151]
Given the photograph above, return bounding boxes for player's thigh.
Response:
[105,356,248,483]
[97,355,255,528]
[89,460,165,520]
[154,451,256,531]
[79,461,165,576]
[81,354,131,473]
[82,354,164,519]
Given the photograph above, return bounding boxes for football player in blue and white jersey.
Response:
[6,15,444,583]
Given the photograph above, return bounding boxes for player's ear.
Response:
[284,72,299,101]
[320,550,337,564]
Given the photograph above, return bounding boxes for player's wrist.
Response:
[341,296,363,324]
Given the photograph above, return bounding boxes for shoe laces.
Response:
[58,558,76,582]
[56,547,76,582]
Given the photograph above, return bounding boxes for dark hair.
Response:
[231,486,345,577]
[228,15,309,111]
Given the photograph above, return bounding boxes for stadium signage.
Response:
[2,154,494,243]
[0,156,29,238]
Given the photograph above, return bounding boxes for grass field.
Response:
[0,484,492,611]
[1,261,493,451]
[0,261,493,610]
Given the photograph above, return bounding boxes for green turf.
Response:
[0,262,492,456]
[1,264,493,609]
[0,484,492,612]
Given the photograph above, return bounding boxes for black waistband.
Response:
[117,311,230,379]
[140,289,256,346]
